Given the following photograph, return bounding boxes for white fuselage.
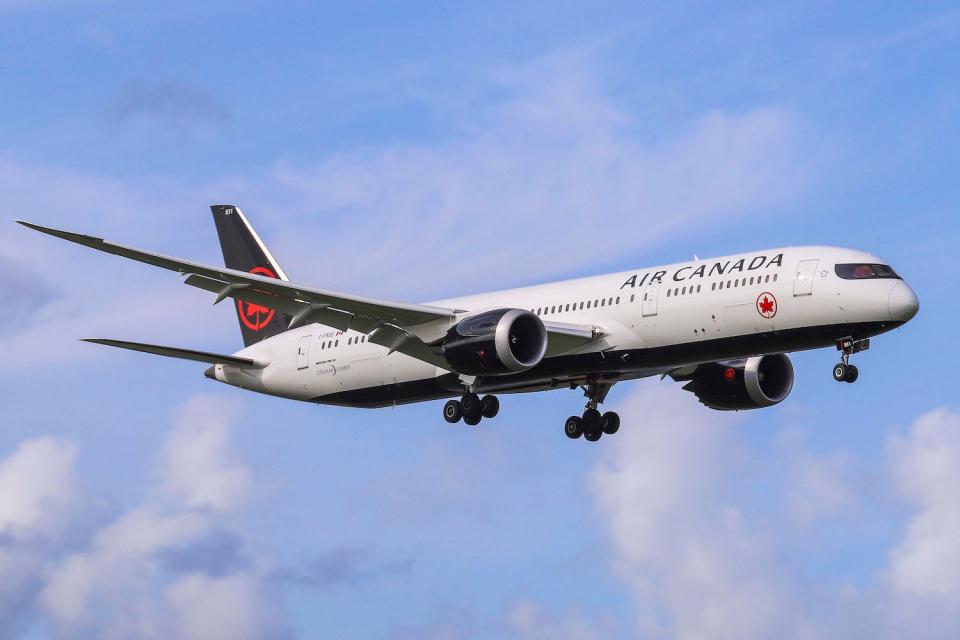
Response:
[210,246,918,407]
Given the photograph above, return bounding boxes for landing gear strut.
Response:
[443,393,499,426]
[833,337,868,383]
[566,381,619,442]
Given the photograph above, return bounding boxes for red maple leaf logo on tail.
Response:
[237,266,278,331]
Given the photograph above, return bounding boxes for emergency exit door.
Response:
[794,259,819,296]
[642,279,661,317]
[296,335,312,370]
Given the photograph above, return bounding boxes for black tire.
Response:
[461,393,481,420]
[832,363,848,382]
[582,408,602,437]
[845,364,859,383]
[480,395,500,419]
[443,400,462,423]
[463,414,481,426]
[564,416,583,439]
[601,411,620,435]
[584,430,602,442]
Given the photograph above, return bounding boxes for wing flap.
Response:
[82,339,267,368]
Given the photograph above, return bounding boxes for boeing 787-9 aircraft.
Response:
[17,206,919,442]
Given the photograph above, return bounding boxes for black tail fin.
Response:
[211,205,292,347]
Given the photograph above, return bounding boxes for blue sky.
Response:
[1,2,958,638]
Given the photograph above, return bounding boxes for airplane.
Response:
[16,206,919,442]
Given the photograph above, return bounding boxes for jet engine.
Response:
[441,308,548,375]
[676,354,794,410]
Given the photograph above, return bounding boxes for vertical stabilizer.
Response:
[211,205,292,347]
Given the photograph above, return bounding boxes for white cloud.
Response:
[167,573,285,640]
[778,430,858,526]
[591,383,798,640]
[0,437,81,541]
[887,408,960,604]
[27,394,287,640]
[0,437,87,635]
[159,395,254,512]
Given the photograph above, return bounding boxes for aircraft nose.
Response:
[888,281,919,322]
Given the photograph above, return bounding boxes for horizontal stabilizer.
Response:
[82,339,267,368]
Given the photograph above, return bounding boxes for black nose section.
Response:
[204,365,216,380]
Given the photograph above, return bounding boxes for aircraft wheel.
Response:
[564,416,583,439]
[582,408,602,440]
[584,429,602,442]
[463,414,482,426]
[845,364,859,383]
[443,400,462,423]
[832,363,848,382]
[480,395,500,419]
[601,411,620,435]
[461,393,481,421]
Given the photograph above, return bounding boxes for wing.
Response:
[541,319,604,356]
[18,220,603,368]
[17,220,460,367]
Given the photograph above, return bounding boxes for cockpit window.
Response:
[835,263,900,280]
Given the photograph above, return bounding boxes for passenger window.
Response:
[594,299,599,307]
[711,282,716,290]
[773,274,778,282]
[616,297,620,304]
[579,302,584,310]
[630,295,634,303]
[682,286,686,295]
[734,280,738,288]
[667,289,671,297]
[600,299,605,307]
[697,285,701,293]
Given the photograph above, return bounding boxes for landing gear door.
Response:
[793,259,819,297]
[642,279,661,317]
[296,334,312,370]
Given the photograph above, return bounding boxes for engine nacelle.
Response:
[441,308,548,376]
[677,354,794,410]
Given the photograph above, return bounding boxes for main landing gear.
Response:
[443,393,500,426]
[833,337,869,383]
[565,381,619,443]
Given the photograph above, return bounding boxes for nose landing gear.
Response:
[833,337,868,383]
